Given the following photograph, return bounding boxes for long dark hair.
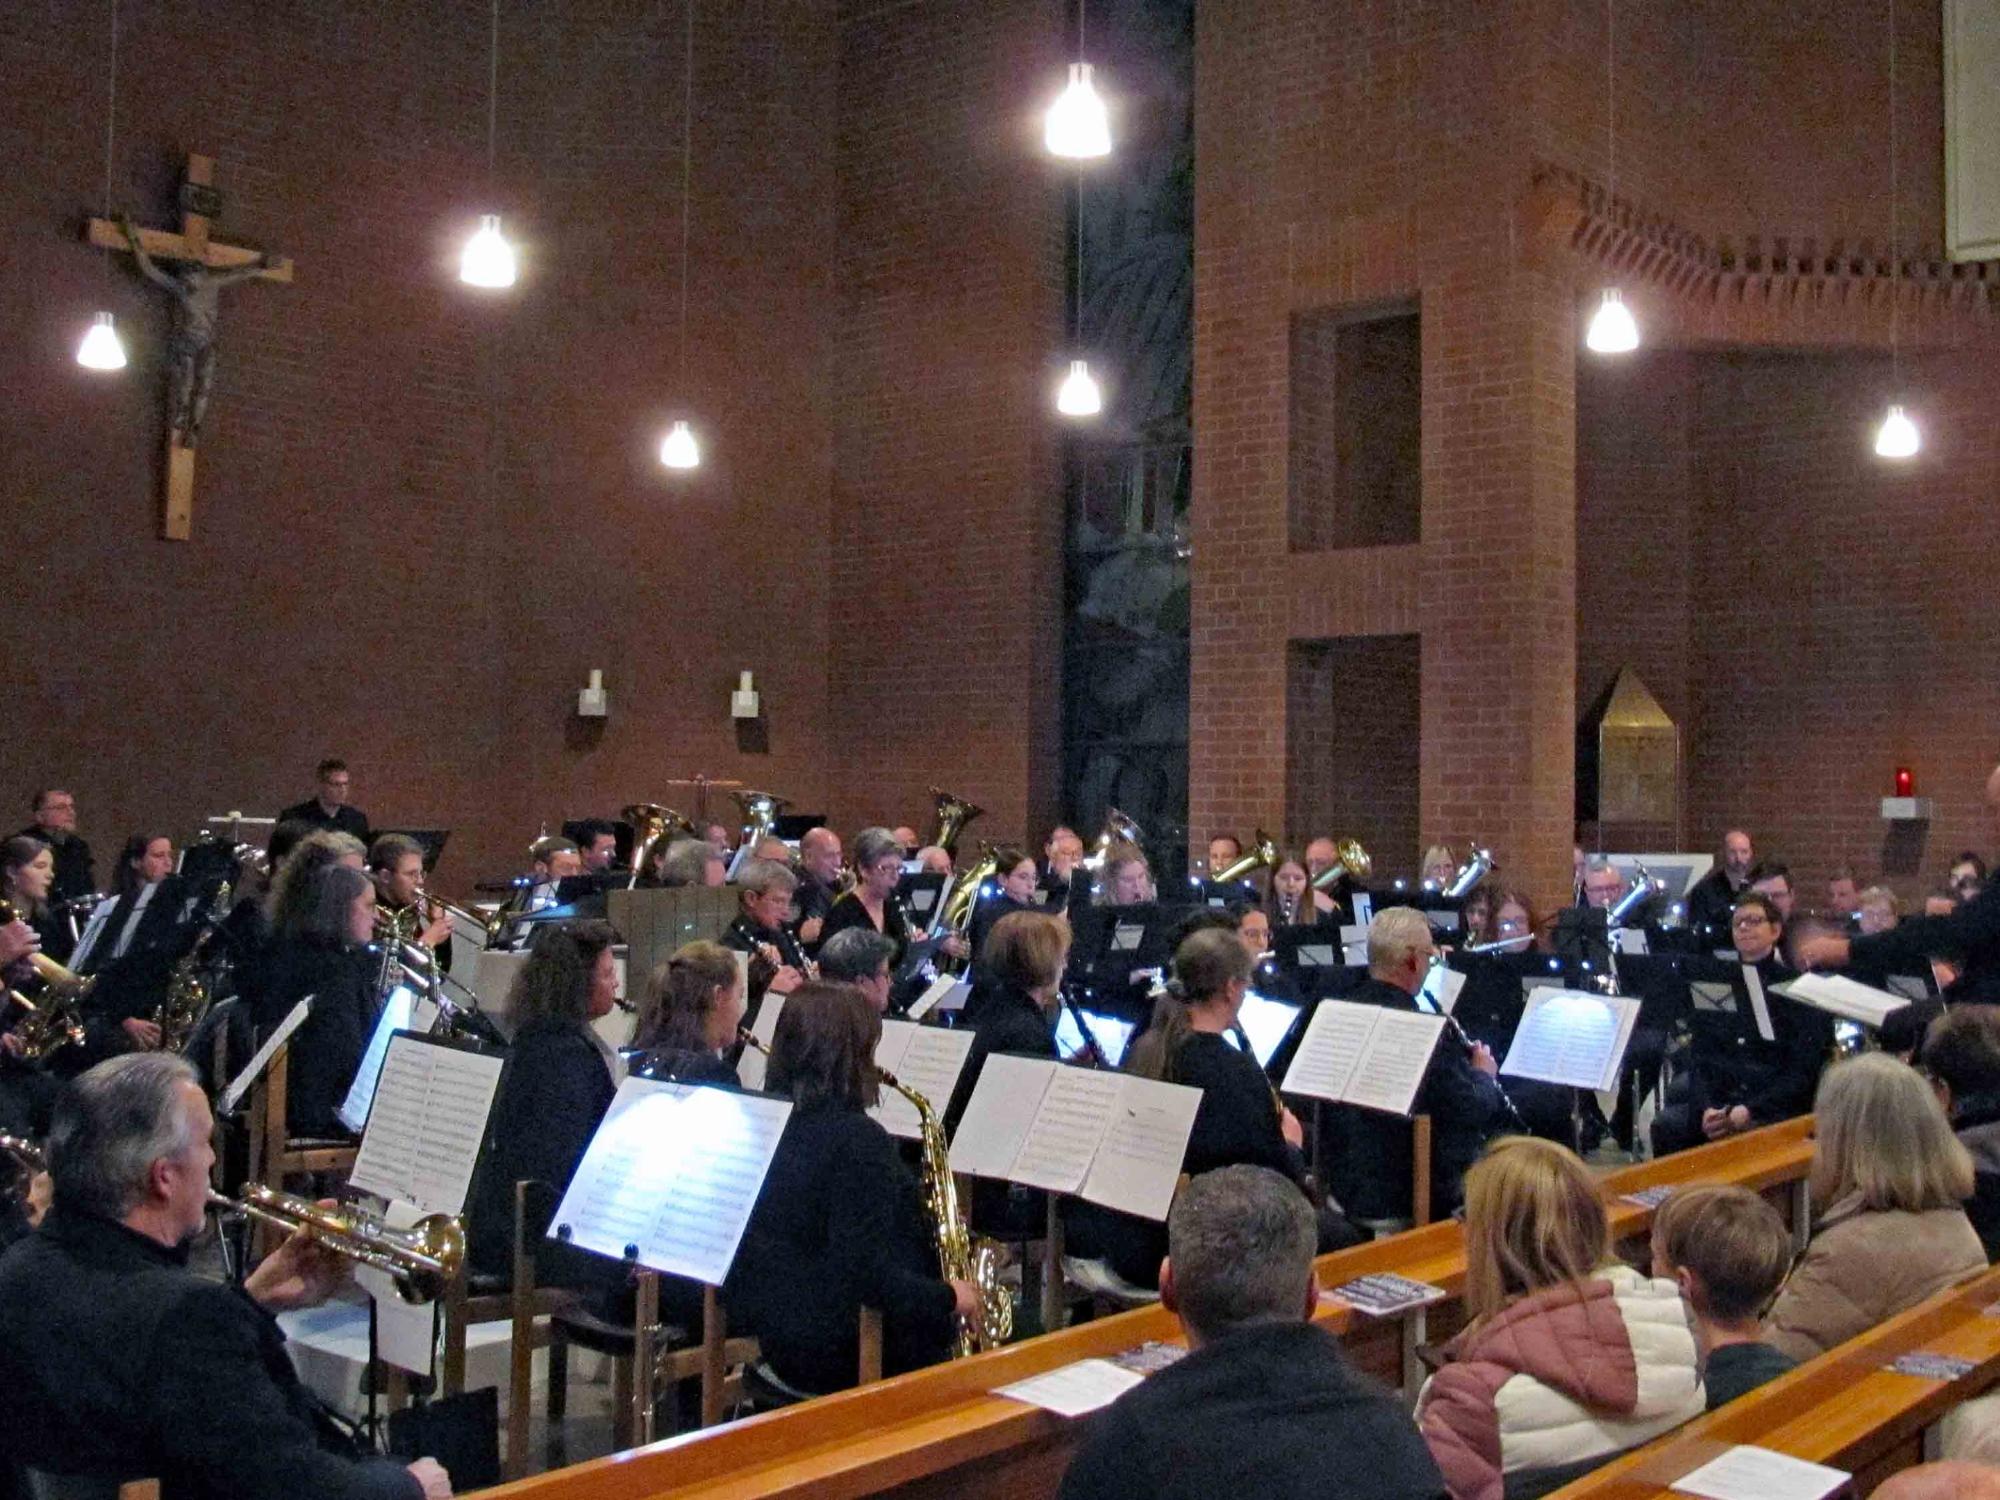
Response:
[1127,928,1253,1082]
[1,835,50,921]
[508,920,619,1031]
[767,982,881,1112]
[116,832,171,899]
[636,940,738,1053]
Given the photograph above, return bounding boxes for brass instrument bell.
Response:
[621,802,695,889]
[207,1183,464,1304]
[926,788,985,858]
[1443,845,1498,900]
[1082,809,1144,871]
[1309,838,1373,892]
[1213,829,1279,885]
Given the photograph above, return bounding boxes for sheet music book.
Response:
[1776,973,1910,1028]
[551,1078,792,1283]
[1500,989,1641,1092]
[869,1020,975,1140]
[348,1034,504,1217]
[947,1055,1202,1221]
[338,984,442,1135]
[1278,1001,1447,1116]
[1417,963,1465,1015]
[735,992,785,1091]
[906,972,969,1021]
[219,999,312,1115]
[1233,991,1303,1067]
[68,900,116,973]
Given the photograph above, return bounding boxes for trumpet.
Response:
[206,1183,464,1304]
[0,900,97,999]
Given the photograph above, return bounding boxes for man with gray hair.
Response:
[816,926,895,1014]
[1331,908,1508,1227]
[723,857,808,1019]
[1057,1165,1446,1500]
[0,1053,449,1500]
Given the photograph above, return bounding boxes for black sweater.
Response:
[254,937,381,1138]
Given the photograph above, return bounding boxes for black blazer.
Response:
[630,1046,738,1087]
[0,1206,419,1500]
[820,892,911,962]
[80,877,194,1019]
[275,800,371,843]
[468,1018,616,1284]
[968,893,1034,957]
[255,936,381,1138]
[1685,953,1831,1124]
[726,1105,954,1395]
[1057,1320,1447,1500]
[1328,977,1509,1222]
[950,978,1059,1128]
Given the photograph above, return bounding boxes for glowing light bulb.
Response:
[1055,359,1103,418]
[459,214,517,288]
[75,311,127,371]
[1584,288,1639,354]
[1044,63,1111,159]
[1874,403,1919,459]
[659,419,701,470]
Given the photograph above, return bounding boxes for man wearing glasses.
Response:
[15,789,95,906]
[276,757,371,842]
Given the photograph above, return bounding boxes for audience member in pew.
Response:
[0,1053,451,1500]
[255,862,381,1138]
[631,940,745,1085]
[1416,1137,1703,1500]
[1765,1053,1986,1361]
[1331,907,1510,1227]
[728,983,975,1397]
[1875,1462,2000,1500]
[1918,1007,2000,1262]
[465,920,621,1288]
[1649,1185,1798,1408]
[1057,1165,1447,1500]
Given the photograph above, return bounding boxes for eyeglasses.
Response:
[1731,914,1774,930]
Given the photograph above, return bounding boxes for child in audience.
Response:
[1918,1005,2000,1261]
[1765,1053,1985,1361]
[1650,1185,1798,1407]
[1417,1137,1703,1500]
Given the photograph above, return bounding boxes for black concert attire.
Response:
[254,936,381,1138]
[1850,875,2000,1007]
[1684,868,1748,948]
[71,877,196,1070]
[1328,978,1509,1223]
[819,892,912,974]
[0,1205,420,1500]
[724,912,812,1028]
[791,873,839,957]
[22,900,73,966]
[1649,952,1830,1158]
[12,828,96,907]
[1057,1319,1449,1500]
[1950,1088,2000,1263]
[726,1102,956,1396]
[950,976,1061,1239]
[275,799,371,842]
[968,892,1033,958]
[630,1046,738,1087]
[467,1015,616,1287]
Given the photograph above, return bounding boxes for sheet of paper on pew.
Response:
[993,1358,1146,1417]
[348,1031,503,1216]
[1278,1001,1446,1116]
[1499,989,1641,1093]
[906,971,970,1020]
[948,1054,1203,1220]
[736,992,787,1091]
[1887,1351,1977,1379]
[1324,1272,1448,1318]
[1621,1184,1677,1210]
[1670,1445,1849,1500]
[869,1020,975,1139]
[1774,972,1911,1028]
[551,1077,792,1284]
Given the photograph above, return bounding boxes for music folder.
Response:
[1278,1001,1446,1116]
[551,1077,793,1284]
[869,1020,975,1140]
[1774,972,1910,1029]
[1499,989,1641,1093]
[947,1055,1202,1222]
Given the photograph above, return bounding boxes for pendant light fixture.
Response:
[1583,0,1639,356]
[1055,173,1103,420]
[76,0,126,372]
[660,0,702,471]
[1045,0,1110,159]
[459,0,517,289]
[1873,0,1919,460]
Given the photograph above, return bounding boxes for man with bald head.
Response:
[1686,828,1756,943]
[792,825,843,954]
[1797,763,2000,1006]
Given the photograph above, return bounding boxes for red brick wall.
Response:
[1286,636,1422,874]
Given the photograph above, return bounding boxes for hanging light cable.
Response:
[1056,171,1102,418]
[76,0,127,372]
[1045,0,1110,159]
[459,0,517,288]
[660,0,702,469]
[1584,0,1639,355]
[1875,0,1919,460]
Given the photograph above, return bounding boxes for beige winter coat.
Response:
[1765,1196,1986,1362]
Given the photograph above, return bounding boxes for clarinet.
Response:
[1060,992,1110,1069]
[1434,990,1527,1131]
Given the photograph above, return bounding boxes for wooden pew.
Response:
[1547,1261,2000,1498]
[472,1118,1814,1500]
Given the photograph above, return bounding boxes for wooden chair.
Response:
[245,1043,359,1188]
[623,1272,764,1447]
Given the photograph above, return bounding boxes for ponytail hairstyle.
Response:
[1127,927,1255,1083]
[636,940,740,1052]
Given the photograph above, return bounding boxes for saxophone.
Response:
[6,988,85,1063]
[154,925,225,1055]
[880,1068,1013,1356]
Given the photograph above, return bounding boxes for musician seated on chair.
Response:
[820,828,914,964]
[14,788,96,909]
[1057,1165,1445,1500]
[0,1053,451,1500]
[1327,907,1508,1226]
[631,940,744,1085]
[791,826,844,953]
[1302,837,1346,918]
[70,834,193,1069]
[5,833,71,964]
[1037,824,1090,916]
[569,818,621,882]
[967,845,1037,958]
[723,859,809,1022]
[1095,844,1153,907]
[1261,852,1317,930]
[653,836,724,890]
[726,983,976,1398]
[254,864,380,1139]
[814,927,895,1015]
[1205,833,1241,880]
[367,834,451,959]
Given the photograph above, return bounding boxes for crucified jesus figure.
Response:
[118,214,275,447]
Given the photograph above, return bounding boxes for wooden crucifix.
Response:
[86,153,295,540]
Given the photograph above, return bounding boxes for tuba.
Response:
[1443,845,1497,900]
[726,790,791,879]
[622,802,696,890]
[1081,809,1145,872]
[935,844,1001,942]
[1309,838,1373,893]
[880,1069,1012,1355]
[207,1184,463,1303]
[926,788,985,859]
[1213,829,1279,886]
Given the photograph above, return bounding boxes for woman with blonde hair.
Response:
[1418,1136,1702,1499]
[632,939,745,1084]
[1765,1052,1985,1360]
